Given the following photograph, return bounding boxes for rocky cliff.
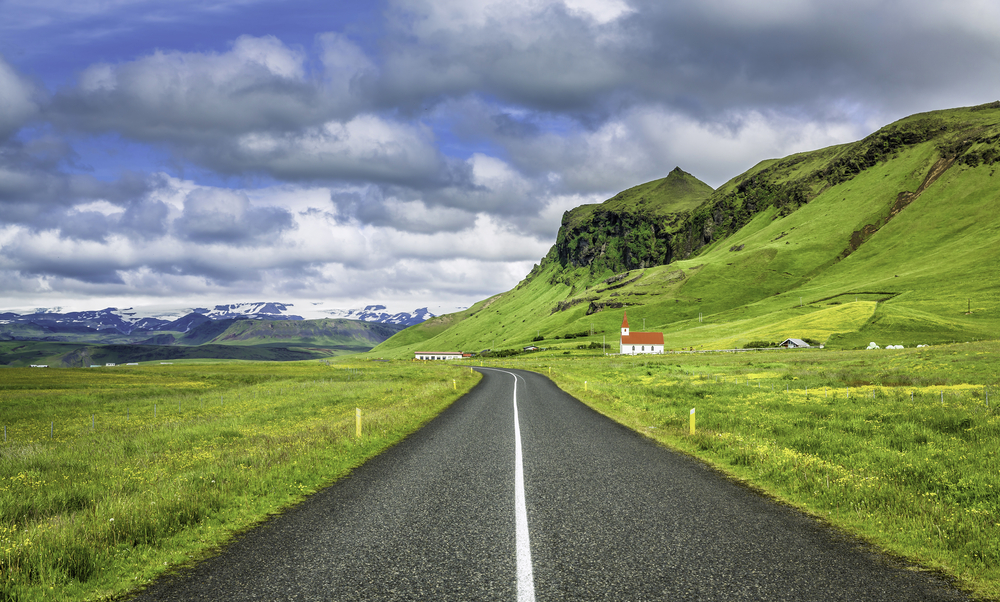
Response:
[553,167,714,274]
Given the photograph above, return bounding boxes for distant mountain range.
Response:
[0,302,440,365]
[0,303,435,337]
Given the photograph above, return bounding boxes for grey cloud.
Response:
[317,32,378,98]
[616,1,1000,118]
[58,210,114,242]
[0,56,40,140]
[49,35,339,143]
[155,257,268,285]
[491,112,542,139]
[0,140,153,230]
[193,115,455,188]
[363,257,535,301]
[0,138,77,206]
[174,188,295,245]
[45,34,468,189]
[378,0,1000,125]
[30,2,1000,189]
[18,135,77,170]
[119,197,171,237]
[11,250,126,285]
[415,181,539,218]
[375,0,631,114]
[331,186,478,233]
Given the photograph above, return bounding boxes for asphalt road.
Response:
[130,367,970,601]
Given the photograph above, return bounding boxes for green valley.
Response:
[0,318,405,367]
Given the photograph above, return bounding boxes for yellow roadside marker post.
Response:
[585,381,588,391]
[356,408,361,438]
[453,379,457,390]
[690,408,696,435]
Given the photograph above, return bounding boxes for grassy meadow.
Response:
[0,360,480,601]
[483,343,1000,599]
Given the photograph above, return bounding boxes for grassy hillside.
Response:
[561,166,714,231]
[194,317,404,347]
[374,103,1000,356]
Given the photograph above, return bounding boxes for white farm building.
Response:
[414,351,465,361]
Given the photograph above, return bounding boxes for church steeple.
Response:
[621,312,629,338]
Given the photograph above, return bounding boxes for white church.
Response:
[619,312,664,355]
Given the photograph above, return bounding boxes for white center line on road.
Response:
[506,370,536,602]
[481,368,536,601]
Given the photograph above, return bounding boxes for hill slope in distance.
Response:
[374,102,1000,356]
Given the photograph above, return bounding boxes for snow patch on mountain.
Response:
[0,301,447,333]
[313,305,437,325]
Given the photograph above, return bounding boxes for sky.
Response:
[1,0,999,315]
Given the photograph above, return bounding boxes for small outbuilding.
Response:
[779,338,810,348]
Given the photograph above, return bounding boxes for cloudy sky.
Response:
[1,0,998,314]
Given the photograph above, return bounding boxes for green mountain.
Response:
[182,317,405,348]
[374,102,1000,356]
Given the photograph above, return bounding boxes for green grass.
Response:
[480,343,1000,599]
[0,360,480,601]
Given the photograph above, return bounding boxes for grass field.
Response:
[0,360,480,601]
[482,343,1000,599]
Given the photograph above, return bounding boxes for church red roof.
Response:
[622,312,629,329]
[621,332,664,345]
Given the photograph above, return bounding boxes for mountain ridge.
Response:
[0,302,436,338]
